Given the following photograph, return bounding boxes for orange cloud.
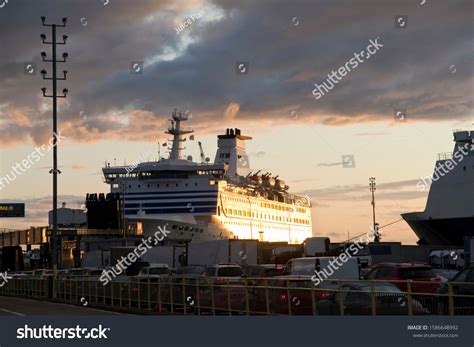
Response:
[13,110,31,126]
[224,103,240,119]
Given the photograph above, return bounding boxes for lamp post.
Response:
[40,16,68,286]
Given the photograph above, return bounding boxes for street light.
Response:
[40,16,69,297]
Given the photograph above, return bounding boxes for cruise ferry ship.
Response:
[402,130,474,246]
[100,110,312,244]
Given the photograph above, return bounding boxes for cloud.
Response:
[0,0,472,147]
[13,110,31,126]
[224,102,240,119]
[71,164,88,171]
[301,178,426,202]
[354,132,390,136]
[3,195,85,229]
[317,162,343,167]
[250,151,266,158]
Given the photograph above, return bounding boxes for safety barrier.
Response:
[0,276,473,316]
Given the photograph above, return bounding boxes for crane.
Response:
[198,141,206,164]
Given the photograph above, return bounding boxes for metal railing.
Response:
[0,276,473,316]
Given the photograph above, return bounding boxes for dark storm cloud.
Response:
[0,0,472,146]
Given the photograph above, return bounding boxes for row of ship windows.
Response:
[223,220,306,229]
[107,170,224,179]
[223,196,306,213]
[221,208,310,225]
[116,183,200,189]
[171,224,204,233]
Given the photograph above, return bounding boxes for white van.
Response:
[284,256,360,284]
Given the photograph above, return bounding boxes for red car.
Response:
[196,284,247,314]
[364,263,443,294]
[250,278,333,315]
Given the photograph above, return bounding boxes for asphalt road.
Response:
[0,295,130,316]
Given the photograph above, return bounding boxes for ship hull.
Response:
[129,217,233,241]
[402,212,474,246]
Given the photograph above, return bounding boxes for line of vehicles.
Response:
[6,256,474,315]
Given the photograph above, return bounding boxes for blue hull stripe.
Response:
[123,190,218,196]
[124,194,217,201]
[125,207,216,215]
[125,200,217,208]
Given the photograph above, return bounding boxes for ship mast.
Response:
[166,109,193,160]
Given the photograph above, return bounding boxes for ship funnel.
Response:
[215,128,252,177]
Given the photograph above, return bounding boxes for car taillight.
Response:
[280,293,287,301]
[132,287,139,292]
[215,277,225,283]
[319,291,330,299]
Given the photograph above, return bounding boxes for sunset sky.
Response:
[0,0,472,244]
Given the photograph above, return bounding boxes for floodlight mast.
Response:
[369,177,378,242]
[40,17,68,296]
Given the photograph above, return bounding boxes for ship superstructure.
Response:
[402,130,474,246]
[101,110,312,244]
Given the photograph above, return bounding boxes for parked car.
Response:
[438,266,474,295]
[437,266,474,315]
[282,256,360,283]
[195,279,247,314]
[317,282,430,315]
[243,264,285,277]
[126,264,172,308]
[195,263,246,314]
[204,263,244,284]
[137,264,171,278]
[363,263,443,294]
[247,256,361,314]
[253,278,328,315]
[31,269,53,278]
[432,268,459,282]
[175,265,206,276]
